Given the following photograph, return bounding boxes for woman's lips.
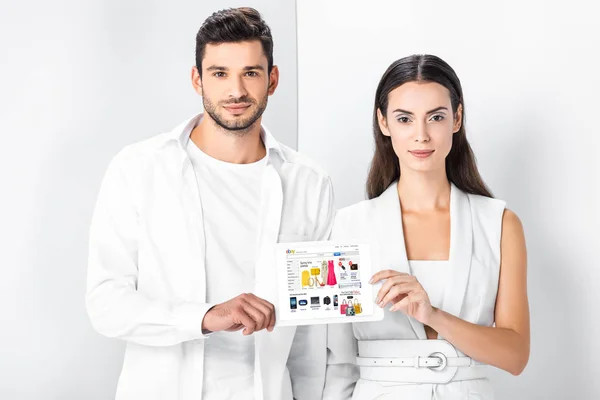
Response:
[409,149,434,158]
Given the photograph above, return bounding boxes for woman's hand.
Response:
[370,270,434,325]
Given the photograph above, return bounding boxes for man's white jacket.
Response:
[86,114,334,400]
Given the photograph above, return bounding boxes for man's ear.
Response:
[267,65,279,95]
[377,108,391,137]
[191,66,203,96]
[453,103,463,133]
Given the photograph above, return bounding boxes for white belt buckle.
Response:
[427,352,448,372]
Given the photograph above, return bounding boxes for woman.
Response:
[323,55,530,399]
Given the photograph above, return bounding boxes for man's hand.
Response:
[202,293,276,335]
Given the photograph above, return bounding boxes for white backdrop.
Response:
[2,0,599,398]
[297,1,599,399]
[0,0,297,398]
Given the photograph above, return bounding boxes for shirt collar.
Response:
[166,113,287,163]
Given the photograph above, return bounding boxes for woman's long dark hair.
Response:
[366,54,493,199]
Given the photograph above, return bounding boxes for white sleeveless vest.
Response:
[332,181,506,337]
[323,181,506,400]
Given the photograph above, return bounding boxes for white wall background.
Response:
[0,1,297,398]
[3,0,599,398]
[298,1,599,399]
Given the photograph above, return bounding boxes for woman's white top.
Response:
[408,260,450,310]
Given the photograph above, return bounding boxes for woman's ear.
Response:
[377,108,391,137]
[453,104,463,133]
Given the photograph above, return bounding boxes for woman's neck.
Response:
[397,167,451,212]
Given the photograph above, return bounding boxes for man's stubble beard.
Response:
[202,93,269,137]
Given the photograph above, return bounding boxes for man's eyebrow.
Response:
[205,65,265,71]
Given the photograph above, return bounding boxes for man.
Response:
[86,8,333,400]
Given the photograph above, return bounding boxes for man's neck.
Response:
[189,115,267,164]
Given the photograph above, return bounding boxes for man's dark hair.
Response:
[195,7,274,77]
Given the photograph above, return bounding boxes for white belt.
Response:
[357,340,488,384]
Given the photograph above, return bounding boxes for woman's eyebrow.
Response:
[426,106,449,114]
[391,106,449,115]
